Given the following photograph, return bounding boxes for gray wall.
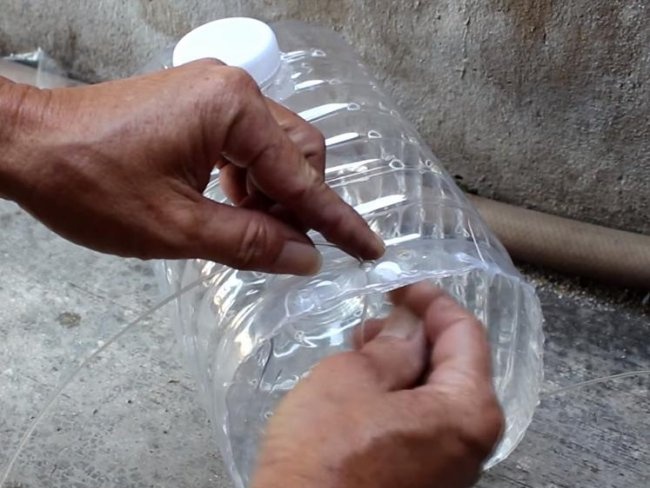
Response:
[1,0,648,234]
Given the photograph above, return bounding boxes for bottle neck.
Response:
[261,57,294,102]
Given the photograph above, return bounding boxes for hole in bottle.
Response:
[389,159,405,170]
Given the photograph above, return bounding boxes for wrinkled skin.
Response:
[0,64,503,487]
[252,282,504,488]
[0,60,383,274]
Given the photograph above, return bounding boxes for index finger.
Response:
[219,69,385,261]
[264,98,326,175]
[390,282,493,389]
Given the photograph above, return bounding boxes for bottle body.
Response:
[158,20,543,488]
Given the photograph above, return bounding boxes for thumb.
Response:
[357,306,427,391]
[177,197,322,275]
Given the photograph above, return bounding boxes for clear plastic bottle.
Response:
[155,18,544,488]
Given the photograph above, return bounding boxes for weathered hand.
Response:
[0,61,383,273]
[252,282,504,488]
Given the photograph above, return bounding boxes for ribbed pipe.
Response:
[469,195,650,289]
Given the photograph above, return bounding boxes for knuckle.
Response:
[254,139,284,167]
[122,201,191,261]
[361,336,418,369]
[233,216,276,269]
[183,59,227,90]
[314,352,375,380]
[223,66,260,94]
[167,204,203,253]
[191,58,226,71]
[308,129,327,168]
[306,125,326,152]
[298,168,325,198]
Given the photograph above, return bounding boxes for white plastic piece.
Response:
[172,17,281,87]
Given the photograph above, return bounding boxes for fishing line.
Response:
[0,270,218,487]
[541,370,650,398]
[1,247,646,486]
[0,242,353,485]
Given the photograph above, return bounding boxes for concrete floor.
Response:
[1,199,648,488]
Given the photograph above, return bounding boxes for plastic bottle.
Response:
[155,18,544,488]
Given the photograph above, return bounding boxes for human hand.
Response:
[0,61,383,274]
[252,282,504,488]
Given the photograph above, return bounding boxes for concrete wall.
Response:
[1,0,648,234]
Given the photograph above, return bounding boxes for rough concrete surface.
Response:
[0,0,648,234]
[1,202,648,487]
[0,1,649,487]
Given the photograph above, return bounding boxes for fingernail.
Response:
[273,241,322,276]
[378,306,421,340]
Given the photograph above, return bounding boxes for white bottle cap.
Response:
[172,17,281,87]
